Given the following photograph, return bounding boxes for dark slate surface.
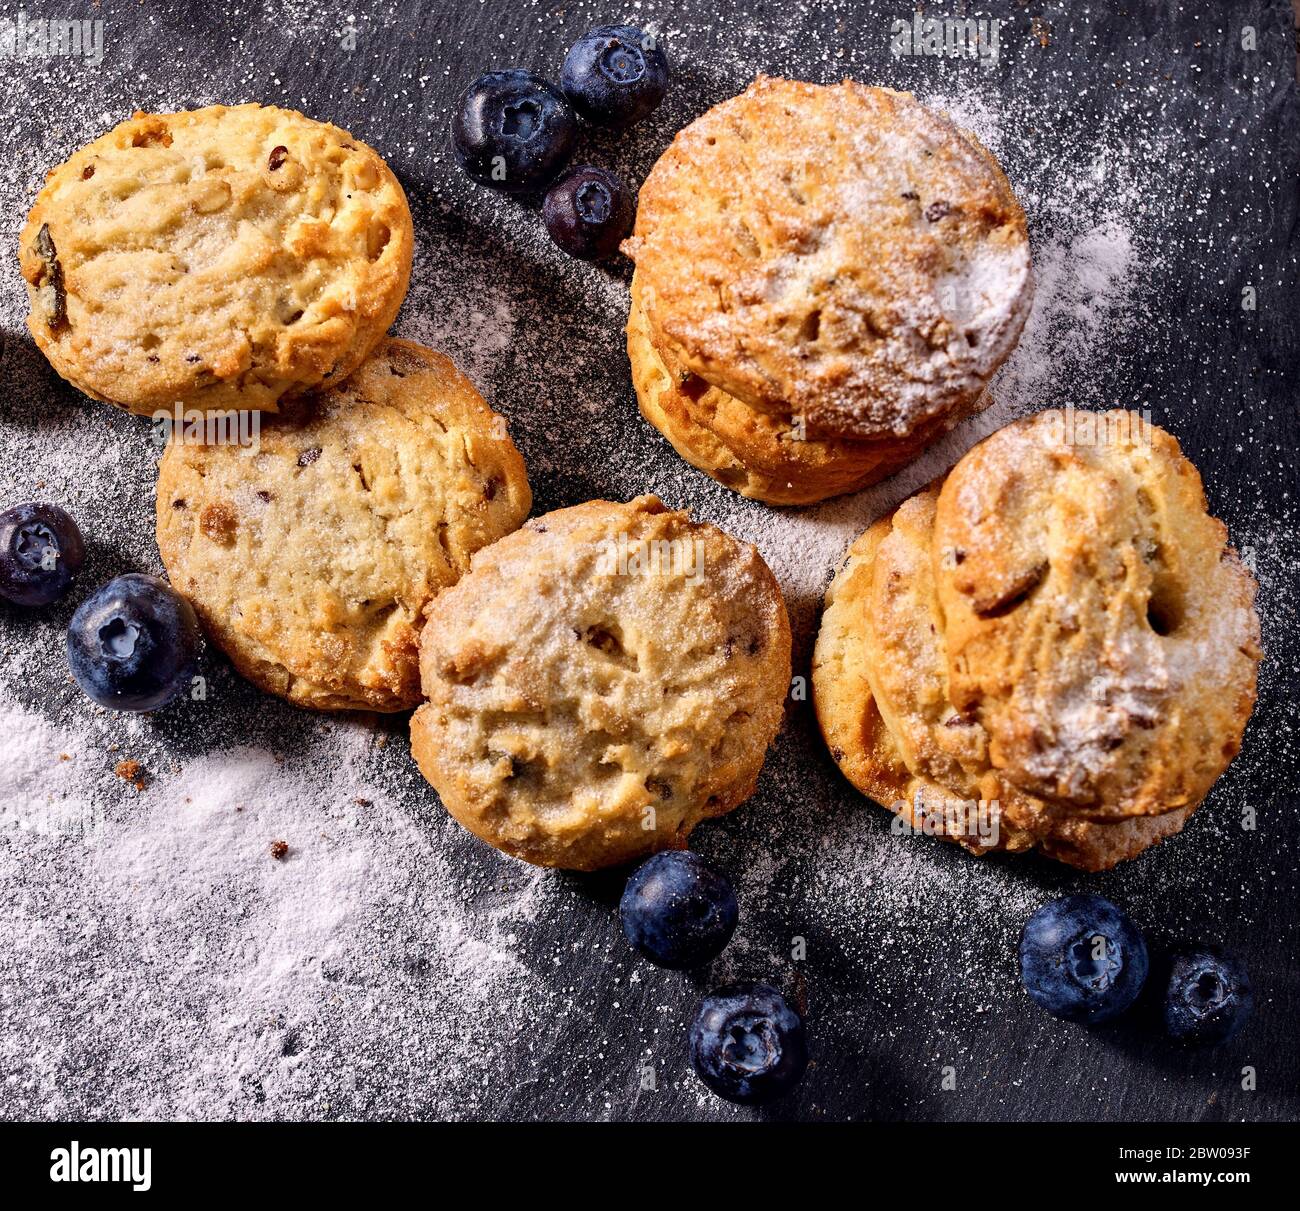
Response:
[0,0,1297,1122]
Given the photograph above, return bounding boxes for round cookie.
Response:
[20,104,414,415]
[933,409,1261,821]
[410,496,792,869]
[156,338,531,712]
[812,495,1040,859]
[623,76,1033,441]
[814,487,1193,870]
[627,272,956,505]
[808,512,983,843]
[813,410,1259,871]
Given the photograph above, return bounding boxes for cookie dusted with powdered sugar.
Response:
[410,496,791,870]
[624,77,1032,442]
[20,104,413,415]
[813,410,1260,871]
[934,408,1260,821]
[156,339,531,712]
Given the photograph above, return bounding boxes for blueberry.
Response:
[1164,949,1252,1045]
[67,573,200,712]
[0,502,85,607]
[561,25,669,128]
[620,850,738,968]
[689,982,808,1104]
[543,165,634,260]
[1018,894,1149,1024]
[451,69,577,194]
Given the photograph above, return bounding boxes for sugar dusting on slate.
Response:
[1,1,1296,1120]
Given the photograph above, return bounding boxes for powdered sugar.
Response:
[0,704,97,836]
[0,697,555,1118]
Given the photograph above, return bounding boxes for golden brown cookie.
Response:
[812,410,1259,871]
[934,409,1261,822]
[814,495,1038,860]
[156,339,530,711]
[809,515,944,822]
[624,76,1032,442]
[628,274,909,504]
[410,496,792,869]
[21,104,414,416]
[628,271,972,505]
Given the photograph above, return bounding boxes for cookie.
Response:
[627,271,951,505]
[814,496,1040,860]
[934,409,1260,821]
[20,104,414,416]
[410,496,792,869]
[623,76,1032,442]
[812,410,1260,871]
[813,487,1194,871]
[156,339,531,712]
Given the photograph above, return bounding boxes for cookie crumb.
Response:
[114,759,147,791]
[270,840,289,860]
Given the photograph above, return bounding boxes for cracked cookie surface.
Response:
[626,271,954,504]
[934,408,1261,820]
[813,410,1260,870]
[623,76,1032,441]
[20,104,413,415]
[410,496,792,869]
[155,339,531,711]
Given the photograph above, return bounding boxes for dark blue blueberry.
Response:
[0,502,85,607]
[620,850,738,968]
[561,25,669,128]
[689,982,808,1104]
[1018,894,1148,1024]
[450,69,577,194]
[543,165,633,260]
[67,573,200,712]
[1164,949,1252,1045]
